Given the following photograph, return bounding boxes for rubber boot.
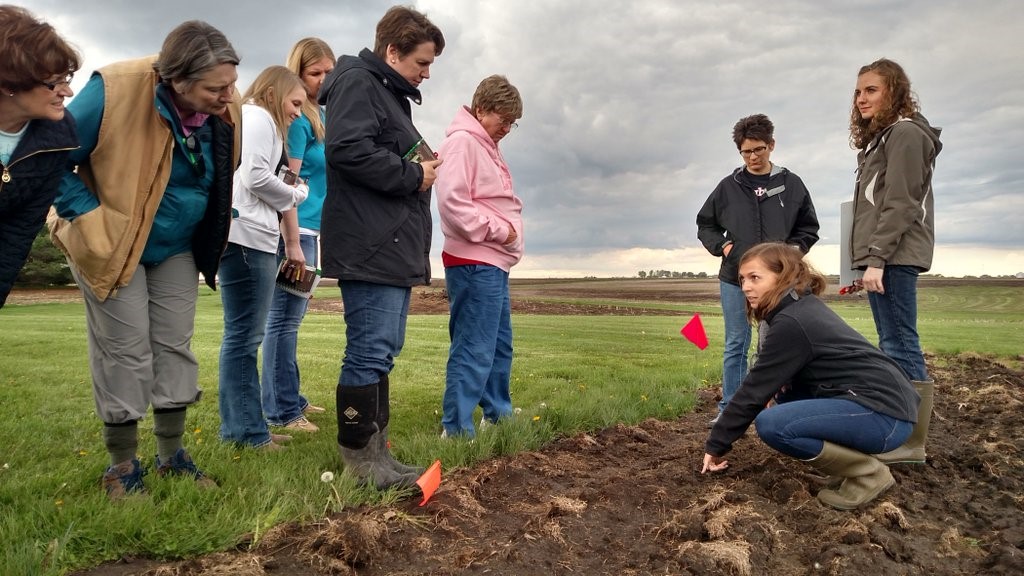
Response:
[336,382,420,490]
[378,375,426,477]
[876,380,934,464]
[807,441,895,510]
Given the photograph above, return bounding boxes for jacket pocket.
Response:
[53,205,130,278]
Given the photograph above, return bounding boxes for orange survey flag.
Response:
[417,460,442,506]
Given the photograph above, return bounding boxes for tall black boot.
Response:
[377,375,426,476]
[336,381,419,490]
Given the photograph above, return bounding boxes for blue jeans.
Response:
[261,234,318,425]
[337,280,411,387]
[868,265,928,381]
[442,265,514,437]
[218,243,277,447]
[755,398,913,460]
[719,281,752,412]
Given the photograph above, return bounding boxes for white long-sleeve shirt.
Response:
[229,104,308,253]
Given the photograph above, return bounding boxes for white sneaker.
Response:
[479,417,493,430]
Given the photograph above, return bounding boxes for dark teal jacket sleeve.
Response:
[55,74,104,219]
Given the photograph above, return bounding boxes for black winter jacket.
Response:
[318,48,430,286]
[0,115,78,307]
[697,165,819,285]
[705,292,920,457]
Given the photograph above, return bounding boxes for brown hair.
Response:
[0,5,80,93]
[740,242,827,322]
[241,66,304,149]
[471,75,523,120]
[372,5,445,60]
[732,114,774,149]
[153,20,240,89]
[849,58,919,149]
[286,37,335,141]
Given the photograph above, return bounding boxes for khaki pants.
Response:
[73,252,202,424]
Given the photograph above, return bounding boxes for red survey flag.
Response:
[680,313,709,350]
[417,460,442,506]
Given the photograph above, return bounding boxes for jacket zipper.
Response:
[1,145,79,191]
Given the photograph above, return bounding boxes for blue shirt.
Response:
[287,111,327,231]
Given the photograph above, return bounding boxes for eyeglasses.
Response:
[40,74,74,91]
[500,118,518,131]
[180,132,206,178]
[739,145,768,158]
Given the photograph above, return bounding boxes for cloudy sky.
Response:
[23,0,1024,277]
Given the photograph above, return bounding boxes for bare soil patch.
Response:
[72,353,1024,576]
[14,279,1021,575]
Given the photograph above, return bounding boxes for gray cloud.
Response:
[22,0,1024,275]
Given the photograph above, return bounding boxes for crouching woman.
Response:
[701,242,919,510]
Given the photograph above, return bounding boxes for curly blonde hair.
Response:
[849,58,919,149]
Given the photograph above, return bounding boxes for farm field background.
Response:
[0,277,1021,575]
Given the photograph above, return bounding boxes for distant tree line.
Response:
[637,270,710,279]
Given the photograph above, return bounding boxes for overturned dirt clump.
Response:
[73,354,1024,575]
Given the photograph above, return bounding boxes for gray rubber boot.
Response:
[338,428,421,490]
[807,441,895,510]
[375,375,425,477]
[876,380,934,464]
[337,381,420,490]
[377,425,425,477]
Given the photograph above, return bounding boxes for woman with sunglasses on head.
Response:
[218,66,309,451]
[696,113,820,427]
[49,21,241,499]
[849,59,941,466]
[319,5,444,490]
[260,38,336,435]
[435,75,524,438]
[702,242,919,510]
[0,5,79,308]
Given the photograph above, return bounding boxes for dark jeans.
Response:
[218,243,276,447]
[261,234,318,425]
[337,280,411,386]
[868,265,928,381]
[755,398,913,460]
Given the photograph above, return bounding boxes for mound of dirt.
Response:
[74,354,1023,576]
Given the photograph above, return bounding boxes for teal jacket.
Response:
[57,75,215,266]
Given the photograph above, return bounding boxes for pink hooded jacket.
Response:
[435,106,523,272]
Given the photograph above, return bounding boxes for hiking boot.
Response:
[284,416,320,433]
[102,458,146,500]
[270,433,293,443]
[303,403,326,414]
[155,448,217,489]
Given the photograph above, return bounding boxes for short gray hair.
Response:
[153,20,239,88]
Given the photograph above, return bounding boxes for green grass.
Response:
[0,281,1020,574]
